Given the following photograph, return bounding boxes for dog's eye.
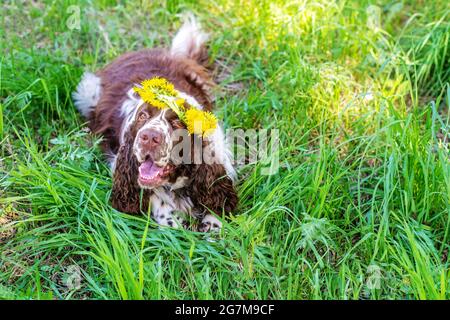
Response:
[138,112,148,121]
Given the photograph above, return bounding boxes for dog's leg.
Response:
[198,214,222,233]
[150,194,180,228]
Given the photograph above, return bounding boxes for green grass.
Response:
[0,0,449,299]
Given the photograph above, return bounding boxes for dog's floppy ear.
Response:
[111,131,145,214]
[189,163,237,216]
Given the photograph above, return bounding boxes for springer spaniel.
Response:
[72,16,237,232]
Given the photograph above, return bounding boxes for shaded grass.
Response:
[0,0,449,299]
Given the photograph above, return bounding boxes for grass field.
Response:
[0,0,449,299]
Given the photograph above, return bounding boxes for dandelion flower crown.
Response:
[133,77,217,137]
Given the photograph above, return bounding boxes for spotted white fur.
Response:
[133,109,173,166]
[198,214,222,232]
[151,188,191,228]
[153,188,196,220]
[150,187,222,231]
[149,192,180,228]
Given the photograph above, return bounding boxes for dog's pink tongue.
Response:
[139,160,164,181]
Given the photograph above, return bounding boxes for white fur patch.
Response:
[170,176,189,191]
[72,72,102,118]
[177,90,203,110]
[149,186,225,232]
[133,109,172,166]
[150,192,180,228]
[120,88,144,145]
[153,187,177,208]
[170,14,209,59]
[109,155,117,172]
[199,214,222,232]
[205,124,237,182]
[107,150,118,172]
[150,188,196,228]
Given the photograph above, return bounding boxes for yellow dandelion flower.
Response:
[175,98,186,108]
[141,77,176,97]
[133,86,166,109]
[185,108,218,137]
[134,77,178,109]
[133,77,216,136]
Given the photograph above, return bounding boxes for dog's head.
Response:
[111,93,237,215]
[130,104,184,189]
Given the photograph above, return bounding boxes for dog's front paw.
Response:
[159,216,181,228]
[198,214,222,233]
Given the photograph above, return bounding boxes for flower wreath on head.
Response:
[133,77,218,137]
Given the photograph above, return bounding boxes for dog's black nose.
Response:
[139,129,163,147]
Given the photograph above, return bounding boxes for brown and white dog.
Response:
[72,16,237,232]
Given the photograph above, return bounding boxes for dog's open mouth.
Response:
[138,159,171,187]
